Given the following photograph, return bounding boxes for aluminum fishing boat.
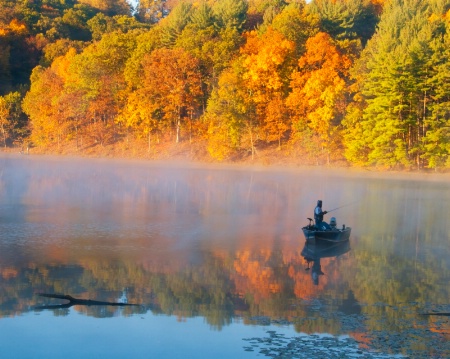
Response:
[301,217,351,244]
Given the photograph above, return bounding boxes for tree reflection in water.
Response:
[1,155,450,356]
[2,244,353,326]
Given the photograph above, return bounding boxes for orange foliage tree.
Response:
[286,32,352,164]
[241,28,295,152]
[138,48,204,144]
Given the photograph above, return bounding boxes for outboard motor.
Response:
[330,217,337,229]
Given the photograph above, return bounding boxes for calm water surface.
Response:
[0,154,449,358]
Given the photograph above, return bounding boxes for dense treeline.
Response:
[1,0,449,169]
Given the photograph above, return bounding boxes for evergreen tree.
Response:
[421,19,450,169]
[0,91,23,147]
[343,0,450,169]
[308,0,379,45]
[159,1,193,46]
[212,0,248,31]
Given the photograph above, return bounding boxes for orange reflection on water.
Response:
[233,250,281,301]
[1,268,18,280]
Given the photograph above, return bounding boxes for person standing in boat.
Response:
[314,200,330,230]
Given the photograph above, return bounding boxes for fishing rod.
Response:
[326,201,358,213]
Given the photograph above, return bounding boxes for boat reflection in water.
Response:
[302,217,351,244]
[301,239,351,285]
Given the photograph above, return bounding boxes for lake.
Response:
[0,153,449,358]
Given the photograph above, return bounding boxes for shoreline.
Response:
[2,148,450,182]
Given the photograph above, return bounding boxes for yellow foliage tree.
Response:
[23,66,64,147]
[241,28,295,149]
[0,95,11,147]
[205,65,250,161]
[286,32,352,164]
[117,89,161,151]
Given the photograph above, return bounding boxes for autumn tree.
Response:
[286,32,352,164]
[116,89,162,151]
[22,65,65,147]
[174,1,243,94]
[123,26,166,89]
[0,96,11,146]
[1,1,95,93]
[67,31,136,146]
[45,48,90,149]
[26,4,96,42]
[263,94,289,149]
[241,28,295,153]
[269,2,319,57]
[87,13,147,41]
[77,0,131,16]
[205,64,251,160]
[41,38,86,66]
[138,48,203,143]
[136,0,169,23]
[205,26,295,161]
[24,31,137,149]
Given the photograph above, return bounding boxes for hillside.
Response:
[1,0,449,170]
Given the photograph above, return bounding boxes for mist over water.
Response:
[1,153,449,358]
[0,154,357,257]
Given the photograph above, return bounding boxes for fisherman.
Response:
[314,200,330,230]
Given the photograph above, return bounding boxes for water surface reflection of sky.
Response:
[1,310,270,359]
[1,154,449,358]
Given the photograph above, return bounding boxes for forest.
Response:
[0,0,449,170]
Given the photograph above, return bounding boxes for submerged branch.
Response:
[420,312,450,316]
[34,293,141,310]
